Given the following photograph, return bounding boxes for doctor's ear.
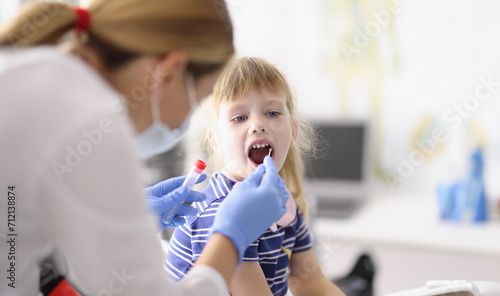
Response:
[155,51,189,84]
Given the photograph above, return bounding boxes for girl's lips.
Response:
[248,155,273,168]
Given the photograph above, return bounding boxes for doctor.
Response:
[0,0,288,295]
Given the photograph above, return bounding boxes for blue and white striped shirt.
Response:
[166,172,312,296]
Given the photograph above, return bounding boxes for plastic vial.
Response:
[162,159,207,224]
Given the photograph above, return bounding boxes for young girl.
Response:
[167,57,344,296]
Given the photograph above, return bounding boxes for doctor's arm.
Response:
[228,261,274,296]
[41,113,188,295]
[288,249,345,296]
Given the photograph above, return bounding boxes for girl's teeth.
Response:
[251,143,269,149]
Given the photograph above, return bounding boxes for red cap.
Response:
[74,7,90,33]
[195,159,207,171]
[49,278,80,296]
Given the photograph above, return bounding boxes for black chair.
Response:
[332,253,376,296]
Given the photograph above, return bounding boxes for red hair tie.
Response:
[74,7,90,33]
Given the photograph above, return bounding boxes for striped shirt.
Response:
[166,172,312,296]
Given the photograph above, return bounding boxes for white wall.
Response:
[228,0,500,196]
[0,0,21,25]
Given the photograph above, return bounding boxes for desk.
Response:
[312,193,500,295]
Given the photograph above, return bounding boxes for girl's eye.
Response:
[267,111,280,117]
[233,115,247,122]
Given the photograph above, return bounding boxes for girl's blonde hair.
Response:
[0,0,233,73]
[188,57,315,218]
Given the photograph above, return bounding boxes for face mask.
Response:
[137,72,197,159]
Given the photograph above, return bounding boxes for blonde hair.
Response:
[0,0,233,72]
[189,57,315,218]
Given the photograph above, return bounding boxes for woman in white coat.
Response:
[0,1,288,295]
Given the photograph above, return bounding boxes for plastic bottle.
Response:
[437,129,468,221]
[161,159,207,224]
[467,149,488,222]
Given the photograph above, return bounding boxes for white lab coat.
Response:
[0,47,228,296]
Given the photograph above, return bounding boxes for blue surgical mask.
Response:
[137,72,197,159]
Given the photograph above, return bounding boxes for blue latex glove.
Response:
[145,175,207,229]
[210,156,288,261]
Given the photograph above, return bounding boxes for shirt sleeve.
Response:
[292,210,313,253]
[189,198,260,262]
[242,240,260,261]
[167,193,224,280]
[190,202,218,262]
[38,111,229,296]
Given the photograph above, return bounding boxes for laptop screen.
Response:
[305,122,366,182]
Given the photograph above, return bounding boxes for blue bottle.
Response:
[467,149,488,223]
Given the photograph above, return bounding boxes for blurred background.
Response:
[2,0,499,295]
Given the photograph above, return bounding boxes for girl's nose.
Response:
[251,118,267,134]
[253,127,266,133]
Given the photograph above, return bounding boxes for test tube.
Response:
[161,159,207,224]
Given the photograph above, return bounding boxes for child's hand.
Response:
[145,175,207,230]
[210,156,288,261]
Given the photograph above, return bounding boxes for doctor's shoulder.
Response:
[2,46,124,117]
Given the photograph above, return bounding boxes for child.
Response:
[167,57,344,296]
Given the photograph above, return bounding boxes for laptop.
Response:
[304,119,370,219]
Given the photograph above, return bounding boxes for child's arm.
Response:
[288,249,345,296]
[229,261,274,296]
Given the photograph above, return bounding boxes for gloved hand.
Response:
[145,175,207,230]
[210,156,288,261]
